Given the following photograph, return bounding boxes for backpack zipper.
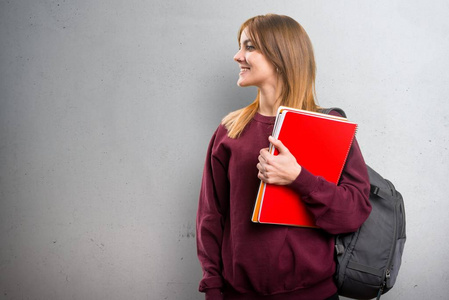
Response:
[383,181,399,289]
[376,270,390,300]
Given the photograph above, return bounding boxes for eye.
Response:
[246,45,256,51]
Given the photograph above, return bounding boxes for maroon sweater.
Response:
[196,112,372,300]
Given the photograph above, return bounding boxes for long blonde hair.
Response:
[222,14,319,138]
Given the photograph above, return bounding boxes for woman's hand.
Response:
[257,136,302,185]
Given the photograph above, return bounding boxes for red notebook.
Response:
[252,106,357,227]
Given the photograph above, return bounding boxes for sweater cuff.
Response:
[287,167,320,198]
[205,288,223,300]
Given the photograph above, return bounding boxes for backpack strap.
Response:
[371,184,394,200]
[319,107,347,118]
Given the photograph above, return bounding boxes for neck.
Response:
[258,82,283,116]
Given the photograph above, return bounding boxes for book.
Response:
[252,106,358,227]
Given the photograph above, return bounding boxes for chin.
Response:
[237,80,250,87]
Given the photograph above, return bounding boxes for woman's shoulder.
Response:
[215,122,229,137]
[208,121,230,145]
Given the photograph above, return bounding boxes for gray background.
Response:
[1,0,448,299]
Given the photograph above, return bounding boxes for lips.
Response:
[239,66,250,74]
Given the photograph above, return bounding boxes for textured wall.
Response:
[1,0,448,299]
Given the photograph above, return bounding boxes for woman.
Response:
[196,14,371,300]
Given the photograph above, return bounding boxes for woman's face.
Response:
[233,30,277,89]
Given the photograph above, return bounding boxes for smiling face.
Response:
[233,30,278,89]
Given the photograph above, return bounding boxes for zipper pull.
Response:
[376,270,390,300]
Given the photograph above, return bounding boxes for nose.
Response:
[234,49,244,62]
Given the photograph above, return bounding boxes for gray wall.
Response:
[1,0,448,299]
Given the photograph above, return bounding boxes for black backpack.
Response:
[321,108,406,300]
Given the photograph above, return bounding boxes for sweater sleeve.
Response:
[196,127,229,298]
[287,136,372,235]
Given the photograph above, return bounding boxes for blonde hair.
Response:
[222,14,319,138]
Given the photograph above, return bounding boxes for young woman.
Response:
[196,14,372,300]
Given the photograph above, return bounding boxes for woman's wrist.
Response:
[288,162,302,183]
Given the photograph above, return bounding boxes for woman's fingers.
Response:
[257,136,301,185]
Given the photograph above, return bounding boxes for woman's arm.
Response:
[257,135,371,234]
[287,137,371,234]
[196,128,229,300]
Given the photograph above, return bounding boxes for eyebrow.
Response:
[240,39,252,46]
